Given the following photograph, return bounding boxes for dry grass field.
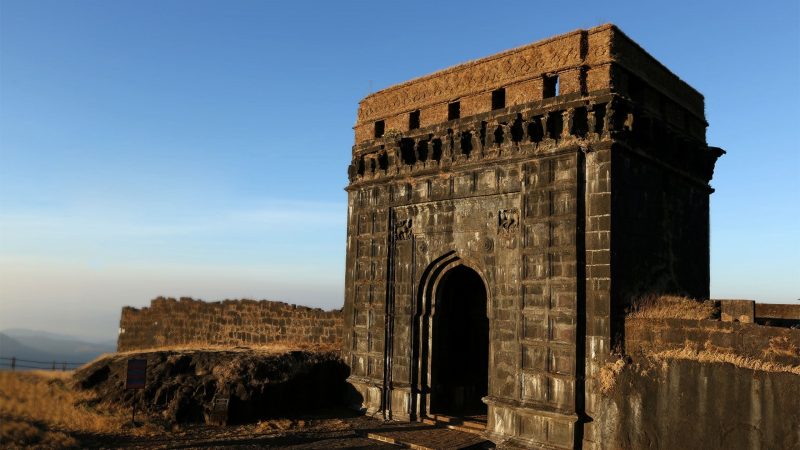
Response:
[0,368,393,449]
[0,369,166,448]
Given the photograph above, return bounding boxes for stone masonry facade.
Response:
[117,297,342,351]
[342,25,723,449]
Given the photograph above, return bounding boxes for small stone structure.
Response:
[117,297,342,351]
[342,24,725,448]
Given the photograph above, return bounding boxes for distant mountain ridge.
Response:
[0,329,116,370]
[1,328,115,346]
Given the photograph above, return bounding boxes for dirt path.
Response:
[74,413,403,449]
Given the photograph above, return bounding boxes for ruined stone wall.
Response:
[625,317,800,365]
[117,297,343,352]
[593,358,799,450]
[719,299,800,327]
[585,318,800,449]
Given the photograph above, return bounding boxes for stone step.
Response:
[424,415,488,436]
[366,426,493,450]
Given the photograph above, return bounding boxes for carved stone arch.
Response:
[411,251,492,419]
[417,251,492,320]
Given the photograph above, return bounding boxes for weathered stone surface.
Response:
[585,317,800,450]
[343,24,724,449]
[589,357,800,450]
[625,317,800,366]
[117,297,342,351]
[720,299,756,323]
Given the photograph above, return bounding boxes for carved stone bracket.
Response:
[498,209,519,234]
[395,219,413,240]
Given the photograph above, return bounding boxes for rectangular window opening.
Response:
[528,116,544,143]
[409,110,420,130]
[593,104,606,134]
[374,120,385,138]
[400,138,416,165]
[543,75,559,99]
[460,131,473,155]
[547,111,563,139]
[448,101,461,120]
[491,88,506,110]
[572,107,588,137]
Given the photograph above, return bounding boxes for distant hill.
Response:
[0,329,116,370]
[1,328,115,345]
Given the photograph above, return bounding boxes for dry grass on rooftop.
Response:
[627,294,718,321]
[597,338,800,397]
[647,341,800,375]
[763,336,800,359]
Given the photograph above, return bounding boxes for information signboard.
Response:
[126,358,147,389]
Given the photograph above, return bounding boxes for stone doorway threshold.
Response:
[365,416,493,450]
[422,414,488,436]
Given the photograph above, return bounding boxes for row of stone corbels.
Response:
[348,100,631,183]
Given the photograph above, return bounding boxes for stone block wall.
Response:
[717,299,800,327]
[755,302,800,328]
[585,317,800,449]
[720,299,756,323]
[591,358,800,449]
[352,24,706,146]
[611,142,713,309]
[117,297,343,352]
[625,317,800,365]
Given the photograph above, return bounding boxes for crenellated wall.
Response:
[117,297,343,352]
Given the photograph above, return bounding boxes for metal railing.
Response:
[0,356,85,371]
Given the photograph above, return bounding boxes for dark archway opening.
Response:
[430,265,489,417]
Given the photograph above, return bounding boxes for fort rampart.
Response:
[591,315,800,449]
[117,297,343,352]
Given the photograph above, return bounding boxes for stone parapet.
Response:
[625,317,800,366]
[719,299,755,323]
[354,24,705,145]
[117,297,343,352]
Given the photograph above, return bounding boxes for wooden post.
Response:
[10,357,15,371]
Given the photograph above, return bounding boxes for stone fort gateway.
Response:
[118,25,800,450]
[344,23,719,441]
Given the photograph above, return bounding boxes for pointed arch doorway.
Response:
[429,264,489,417]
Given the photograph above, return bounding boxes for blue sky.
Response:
[1,0,798,340]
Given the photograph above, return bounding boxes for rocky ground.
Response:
[2,348,495,449]
[76,411,403,449]
[73,347,353,425]
[1,348,393,449]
